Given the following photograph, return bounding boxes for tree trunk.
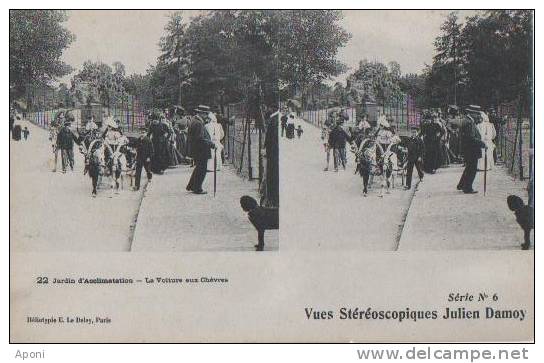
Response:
[25,69,33,111]
[177,57,183,105]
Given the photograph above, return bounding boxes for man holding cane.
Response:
[457,105,487,194]
[186,106,216,195]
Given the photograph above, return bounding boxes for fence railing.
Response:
[301,107,357,129]
[298,97,422,136]
[496,100,532,180]
[225,102,263,182]
[108,102,147,133]
[26,102,147,134]
[26,109,83,130]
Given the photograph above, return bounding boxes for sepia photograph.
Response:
[10,10,279,253]
[279,10,534,252]
[9,8,534,345]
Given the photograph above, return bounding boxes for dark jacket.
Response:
[148,121,167,143]
[187,116,204,158]
[57,126,74,150]
[136,135,154,162]
[459,116,486,160]
[328,126,349,149]
[405,136,425,162]
[423,121,444,142]
[12,124,21,140]
[189,122,214,161]
[280,115,288,128]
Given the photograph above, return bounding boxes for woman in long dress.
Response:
[477,111,496,171]
[163,118,182,167]
[286,114,295,139]
[174,123,188,162]
[205,112,224,171]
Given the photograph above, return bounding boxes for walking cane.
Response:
[483,150,487,196]
[213,148,217,198]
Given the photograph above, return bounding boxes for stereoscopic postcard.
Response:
[9,9,534,342]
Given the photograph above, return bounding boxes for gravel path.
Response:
[10,119,142,252]
[280,120,414,251]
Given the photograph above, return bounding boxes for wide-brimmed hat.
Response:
[195,105,211,113]
[269,111,280,119]
[207,112,217,123]
[465,105,482,113]
[173,105,186,114]
[103,116,117,128]
[480,111,490,123]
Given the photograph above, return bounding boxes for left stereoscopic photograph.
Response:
[9,10,279,252]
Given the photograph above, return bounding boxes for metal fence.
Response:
[301,107,357,128]
[26,99,147,134]
[108,99,147,133]
[225,102,263,181]
[496,100,532,180]
[26,109,83,130]
[299,96,422,136]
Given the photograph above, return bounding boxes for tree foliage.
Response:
[10,10,75,104]
[344,59,404,106]
[275,11,351,96]
[70,60,128,107]
[425,10,532,108]
[130,10,350,112]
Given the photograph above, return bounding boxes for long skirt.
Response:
[151,139,168,172]
[167,141,182,167]
[477,145,495,171]
[286,124,295,139]
[176,133,187,159]
[207,145,223,171]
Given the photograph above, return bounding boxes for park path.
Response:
[131,163,279,252]
[398,163,532,250]
[10,119,142,252]
[281,118,530,251]
[280,119,414,251]
[10,117,529,252]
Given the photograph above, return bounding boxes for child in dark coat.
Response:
[296,125,304,139]
[22,127,30,140]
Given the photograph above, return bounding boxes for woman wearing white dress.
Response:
[205,112,224,171]
[477,111,496,171]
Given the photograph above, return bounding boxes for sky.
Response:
[59,10,202,83]
[59,10,479,85]
[333,10,479,83]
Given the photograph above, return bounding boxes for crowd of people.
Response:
[39,103,226,195]
[315,104,505,196]
[32,101,280,205]
[9,105,30,142]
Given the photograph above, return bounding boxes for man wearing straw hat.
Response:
[456,105,487,194]
[186,105,215,194]
[186,105,209,165]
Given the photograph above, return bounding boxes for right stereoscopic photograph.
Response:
[279,10,534,251]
